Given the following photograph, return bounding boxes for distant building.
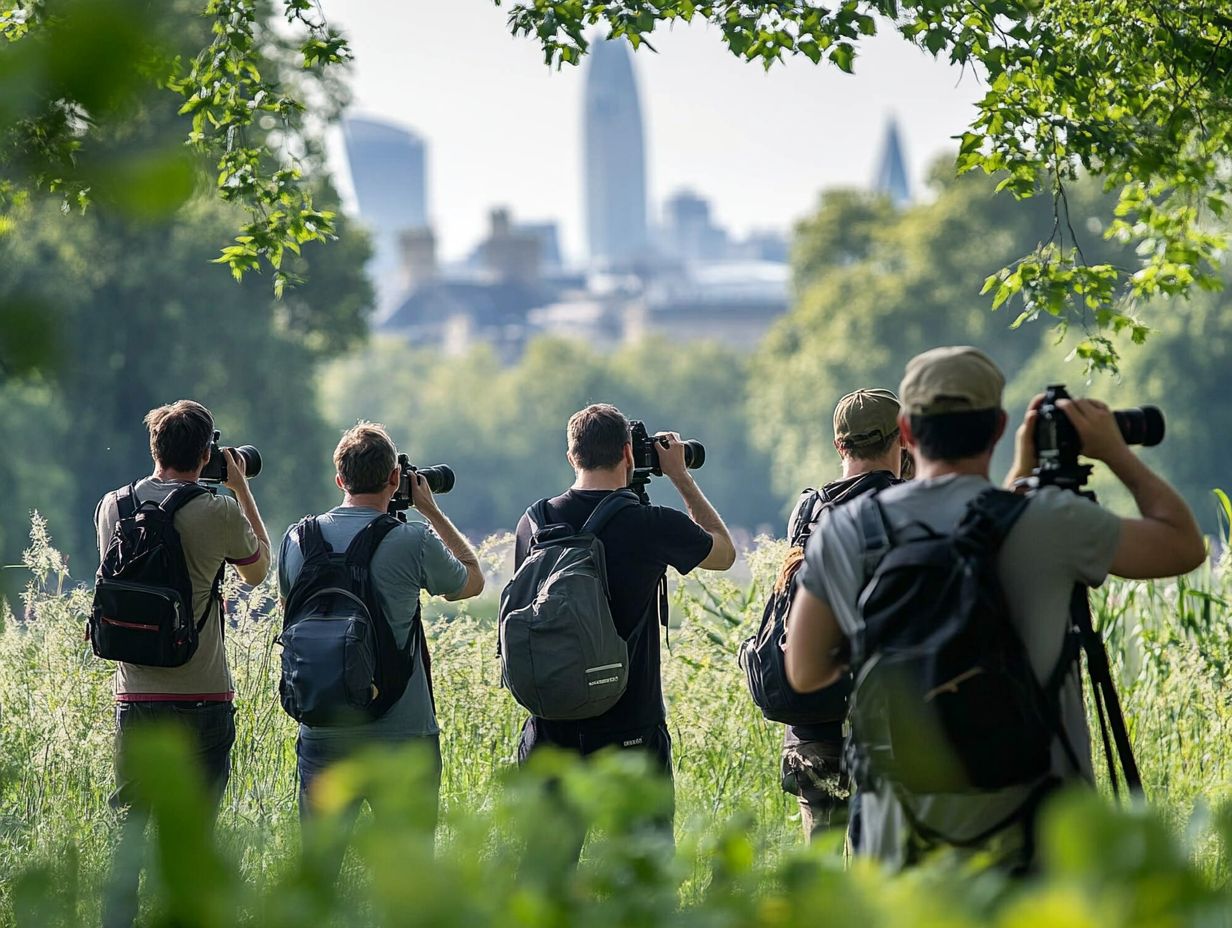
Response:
[583,37,648,268]
[633,261,789,350]
[343,115,429,316]
[661,190,729,263]
[873,117,911,208]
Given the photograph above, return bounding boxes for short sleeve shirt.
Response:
[279,506,469,742]
[514,489,714,739]
[797,474,1121,867]
[95,477,261,699]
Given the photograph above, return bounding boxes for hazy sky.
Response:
[319,0,985,263]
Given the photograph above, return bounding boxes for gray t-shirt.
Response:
[798,474,1121,868]
[278,505,468,742]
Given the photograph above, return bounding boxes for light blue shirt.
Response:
[278,505,468,742]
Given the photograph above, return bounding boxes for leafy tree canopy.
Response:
[501,0,1232,371]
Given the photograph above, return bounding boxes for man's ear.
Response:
[335,473,346,492]
[566,449,577,470]
[388,466,401,489]
[623,442,634,467]
[993,409,1009,444]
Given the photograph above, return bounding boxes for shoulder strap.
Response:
[526,499,552,536]
[858,495,894,578]
[959,488,1030,551]
[788,488,825,546]
[294,516,332,561]
[158,482,210,518]
[580,488,640,536]
[115,484,138,521]
[343,513,401,570]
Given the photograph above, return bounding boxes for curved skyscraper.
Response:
[343,116,428,315]
[583,37,648,268]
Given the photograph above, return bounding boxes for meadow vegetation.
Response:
[2,513,1232,925]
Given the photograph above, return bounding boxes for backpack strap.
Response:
[958,488,1030,551]
[857,495,894,580]
[115,483,139,521]
[153,482,222,635]
[157,481,211,517]
[526,500,553,538]
[580,488,640,535]
[342,513,417,655]
[788,487,827,547]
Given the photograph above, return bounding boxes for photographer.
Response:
[784,346,1204,871]
[95,400,270,928]
[278,423,482,853]
[775,389,904,844]
[513,404,736,800]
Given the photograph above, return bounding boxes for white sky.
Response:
[319,0,985,263]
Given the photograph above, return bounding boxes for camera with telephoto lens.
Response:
[1031,384,1164,491]
[388,453,455,517]
[199,430,262,484]
[628,420,705,501]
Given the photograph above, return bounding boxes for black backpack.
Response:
[279,514,423,727]
[846,488,1077,803]
[91,482,223,668]
[739,472,897,725]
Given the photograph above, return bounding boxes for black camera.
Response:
[628,420,705,501]
[1032,384,1164,490]
[389,452,455,516]
[199,430,262,484]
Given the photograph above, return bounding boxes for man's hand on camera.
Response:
[1004,394,1045,489]
[222,448,250,495]
[410,471,440,517]
[1057,397,1132,465]
[655,432,690,483]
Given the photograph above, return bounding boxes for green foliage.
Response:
[0,187,374,577]
[4,521,1232,923]
[503,0,1232,371]
[0,0,352,305]
[320,334,783,535]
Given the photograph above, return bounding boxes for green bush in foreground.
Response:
[2,516,1232,925]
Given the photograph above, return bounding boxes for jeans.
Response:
[297,732,442,882]
[103,700,236,928]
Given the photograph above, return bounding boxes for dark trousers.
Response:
[781,738,852,844]
[103,701,236,928]
[297,732,442,881]
[517,717,675,860]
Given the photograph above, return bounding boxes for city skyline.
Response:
[320,0,984,262]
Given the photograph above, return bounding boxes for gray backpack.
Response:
[498,490,640,721]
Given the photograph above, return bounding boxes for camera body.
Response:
[388,452,455,518]
[628,420,705,501]
[1032,384,1164,491]
[199,430,262,484]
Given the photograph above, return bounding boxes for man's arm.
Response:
[1058,399,1205,579]
[656,433,736,571]
[784,586,848,692]
[223,448,270,585]
[412,473,484,600]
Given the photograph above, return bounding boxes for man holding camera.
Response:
[95,400,271,928]
[785,346,1205,871]
[513,404,736,788]
[776,389,904,843]
[278,423,483,830]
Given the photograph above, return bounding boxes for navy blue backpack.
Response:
[279,515,422,727]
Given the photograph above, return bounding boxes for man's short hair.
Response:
[910,410,1000,461]
[334,422,397,494]
[144,400,214,472]
[567,404,631,471]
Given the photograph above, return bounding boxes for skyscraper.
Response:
[583,37,648,268]
[873,117,911,208]
[343,115,429,315]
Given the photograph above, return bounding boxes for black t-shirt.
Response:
[514,488,714,742]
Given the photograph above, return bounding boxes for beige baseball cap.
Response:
[834,389,901,448]
[899,346,1005,415]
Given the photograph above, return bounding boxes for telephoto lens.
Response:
[417,464,455,495]
[1114,407,1165,447]
[233,445,262,479]
[681,440,706,470]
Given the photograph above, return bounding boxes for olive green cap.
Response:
[899,346,1005,415]
[833,389,901,448]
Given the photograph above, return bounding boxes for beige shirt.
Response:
[95,477,259,698]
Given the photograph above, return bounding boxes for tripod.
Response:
[1023,462,1143,798]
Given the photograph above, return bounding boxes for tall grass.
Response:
[2,514,1232,924]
